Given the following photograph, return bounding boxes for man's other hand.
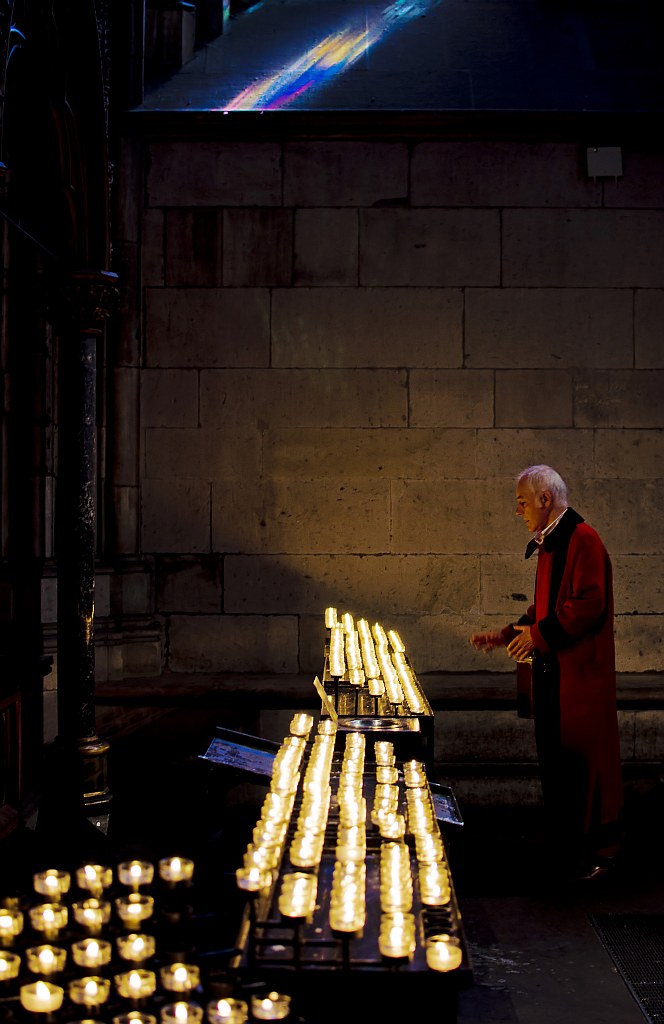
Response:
[470,630,506,652]
[506,624,536,661]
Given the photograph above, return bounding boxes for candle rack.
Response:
[229,737,472,1024]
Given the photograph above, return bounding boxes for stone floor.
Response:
[2,699,664,1024]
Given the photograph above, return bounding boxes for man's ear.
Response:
[539,490,553,509]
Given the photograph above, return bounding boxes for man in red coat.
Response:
[471,464,623,880]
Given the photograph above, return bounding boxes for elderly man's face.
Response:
[515,479,551,533]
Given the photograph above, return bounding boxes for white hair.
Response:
[517,464,568,505]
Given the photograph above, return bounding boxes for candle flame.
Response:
[131,936,145,953]
[170,857,182,873]
[0,915,10,930]
[85,980,98,997]
[84,865,98,880]
[44,874,58,889]
[0,959,8,973]
[129,971,142,990]
[130,863,142,878]
[175,1003,189,1021]
[35,981,51,1000]
[43,908,55,923]
[174,966,188,983]
[87,941,100,957]
[261,999,274,1011]
[216,1000,231,1014]
[39,948,55,966]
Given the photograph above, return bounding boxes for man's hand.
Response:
[470,630,506,652]
[506,624,536,662]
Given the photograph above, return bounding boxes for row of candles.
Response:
[233,715,462,972]
[0,854,294,1024]
[324,609,429,715]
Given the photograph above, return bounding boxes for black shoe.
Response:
[577,855,618,881]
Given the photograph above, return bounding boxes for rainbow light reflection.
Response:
[217,0,437,111]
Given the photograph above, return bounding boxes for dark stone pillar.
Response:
[54,269,119,835]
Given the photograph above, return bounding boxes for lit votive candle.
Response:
[26,945,67,976]
[235,867,271,893]
[160,963,200,994]
[72,938,113,969]
[115,895,155,928]
[0,908,24,945]
[0,951,21,980]
[116,933,156,963]
[29,904,68,941]
[72,899,111,934]
[20,979,65,1013]
[250,993,291,1020]
[289,714,314,737]
[115,969,157,1002]
[158,857,194,886]
[113,1013,158,1024]
[317,719,336,736]
[33,870,71,902]
[118,861,154,891]
[76,865,113,898]
[425,935,463,972]
[162,1002,204,1024]
[69,976,112,1010]
[206,998,248,1024]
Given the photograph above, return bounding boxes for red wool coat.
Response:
[510,510,623,836]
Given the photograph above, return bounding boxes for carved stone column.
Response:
[55,269,119,833]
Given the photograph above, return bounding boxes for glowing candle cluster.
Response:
[237,714,312,893]
[289,729,335,868]
[324,609,431,716]
[329,734,367,934]
[404,771,453,908]
[277,872,317,920]
[379,841,413,914]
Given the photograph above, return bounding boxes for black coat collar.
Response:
[525,507,584,559]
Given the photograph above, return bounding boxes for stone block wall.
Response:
[108,134,664,680]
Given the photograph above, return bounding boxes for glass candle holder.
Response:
[118,861,154,891]
[425,934,463,972]
[289,714,314,737]
[69,976,112,1010]
[158,858,194,886]
[277,872,317,920]
[115,969,157,1001]
[113,1014,158,1024]
[33,870,71,902]
[20,980,65,1013]
[160,963,200,994]
[206,999,248,1024]
[250,993,291,1020]
[26,945,67,976]
[0,908,24,946]
[317,719,336,736]
[0,951,21,980]
[115,895,155,928]
[378,913,416,960]
[72,899,111,934]
[116,933,156,963]
[162,1002,204,1024]
[29,904,68,941]
[72,938,113,970]
[235,867,271,894]
[76,865,113,898]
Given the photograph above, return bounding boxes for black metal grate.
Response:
[590,913,664,1024]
